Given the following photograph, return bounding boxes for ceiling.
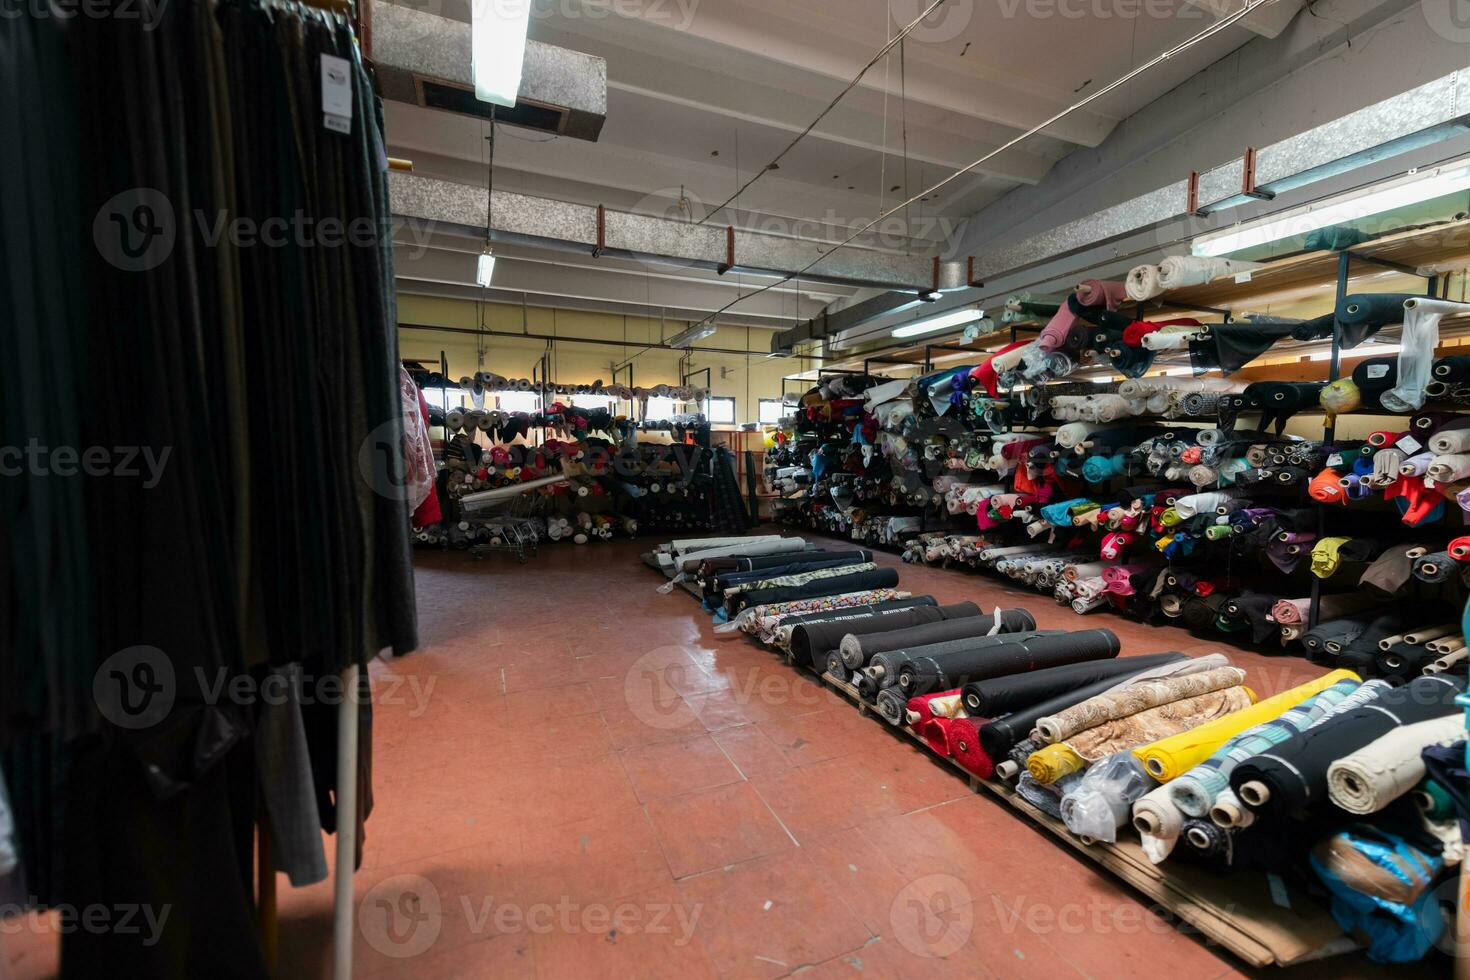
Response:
[384,0,1263,333]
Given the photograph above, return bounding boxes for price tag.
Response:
[1364,364,1390,379]
[1233,272,1253,284]
[1398,435,1423,455]
[1326,453,1344,469]
[321,54,353,134]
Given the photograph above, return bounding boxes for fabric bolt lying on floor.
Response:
[646,531,1470,966]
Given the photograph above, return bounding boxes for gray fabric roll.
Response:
[838,606,1037,669]
[876,688,908,726]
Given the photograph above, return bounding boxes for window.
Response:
[758,399,786,425]
[497,391,542,414]
[644,396,677,421]
[706,397,736,425]
[569,393,616,411]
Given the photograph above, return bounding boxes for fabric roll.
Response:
[1027,743,1087,784]
[1126,263,1164,301]
[731,567,900,615]
[946,718,996,778]
[1059,687,1255,765]
[1158,255,1263,291]
[1428,422,1470,455]
[1133,669,1361,782]
[876,688,909,726]
[1167,679,1360,818]
[1230,673,1468,819]
[1383,298,1470,411]
[825,654,849,682]
[906,690,964,729]
[1427,453,1470,482]
[898,629,1120,697]
[787,598,954,668]
[1208,787,1256,829]
[1412,551,1455,583]
[1015,771,1083,819]
[1326,715,1467,814]
[837,608,1036,670]
[1034,667,1246,744]
[960,652,1185,717]
[1352,357,1399,408]
[1133,783,1187,863]
[1414,778,1457,821]
[920,717,956,756]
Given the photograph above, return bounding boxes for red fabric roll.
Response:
[1450,536,1470,562]
[920,717,954,756]
[1099,531,1134,561]
[906,690,962,730]
[1307,467,1348,505]
[970,340,1032,397]
[946,718,995,779]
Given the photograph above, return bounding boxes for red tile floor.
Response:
[1,530,1425,979]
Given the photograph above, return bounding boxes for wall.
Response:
[397,294,817,421]
[952,0,1466,257]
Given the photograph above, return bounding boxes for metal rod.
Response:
[332,662,361,980]
[398,321,794,359]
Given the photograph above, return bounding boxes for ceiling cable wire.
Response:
[687,0,1283,331]
[696,0,952,225]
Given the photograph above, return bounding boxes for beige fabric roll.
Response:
[1063,686,1254,763]
[1035,667,1246,744]
[1326,715,1467,814]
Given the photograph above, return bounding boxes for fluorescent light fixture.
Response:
[669,321,718,349]
[472,0,532,108]
[1193,164,1470,257]
[891,307,984,339]
[1308,342,1402,361]
[476,248,496,286]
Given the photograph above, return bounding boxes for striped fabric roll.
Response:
[1166,679,1359,818]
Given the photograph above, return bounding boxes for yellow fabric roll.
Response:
[1131,668,1361,781]
[1027,743,1086,784]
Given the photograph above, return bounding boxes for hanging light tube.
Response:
[472,0,532,108]
[1193,163,1470,258]
[891,307,984,339]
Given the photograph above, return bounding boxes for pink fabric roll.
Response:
[1076,279,1128,309]
[1272,598,1310,624]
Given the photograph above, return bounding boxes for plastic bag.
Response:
[1061,752,1153,843]
[399,367,436,511]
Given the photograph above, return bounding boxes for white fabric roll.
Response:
[1126,264,1164,301]
[1398,452,1433,477]
[1156,255,1264,290]
[1141,330,1201,351]
[1173,492,1231,519]
[863,378,911,409]
[1326,715,1466,814]
[1427,453,1470,482]
[1429,427,1470,456]
[1383,298,1470,412]
[1054,422,1100,449]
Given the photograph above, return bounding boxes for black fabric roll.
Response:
[1180,594,1226,633]
[976,651,1180,756]
[839,608,1036,669]
[1194,322,1297,375]
[1338,293,1418,347]
[961,652,1185,716]
[1229,673,1468,820]
[730,567,900,614]
[788,599,962,669]
[1351,357,1399,408]
[824,652,850,681]
[779,597,938,633]
[1433,356,1470,383]
[1287,313,1337,343]
[699,548,829,577]
[1374,641,1438,680]
[1241,382,1328,434]
[1218,592,1278,645]
[712,553,872,594]
[898,629,1121,697]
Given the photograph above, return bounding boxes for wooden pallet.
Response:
[813,671,1355,968]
